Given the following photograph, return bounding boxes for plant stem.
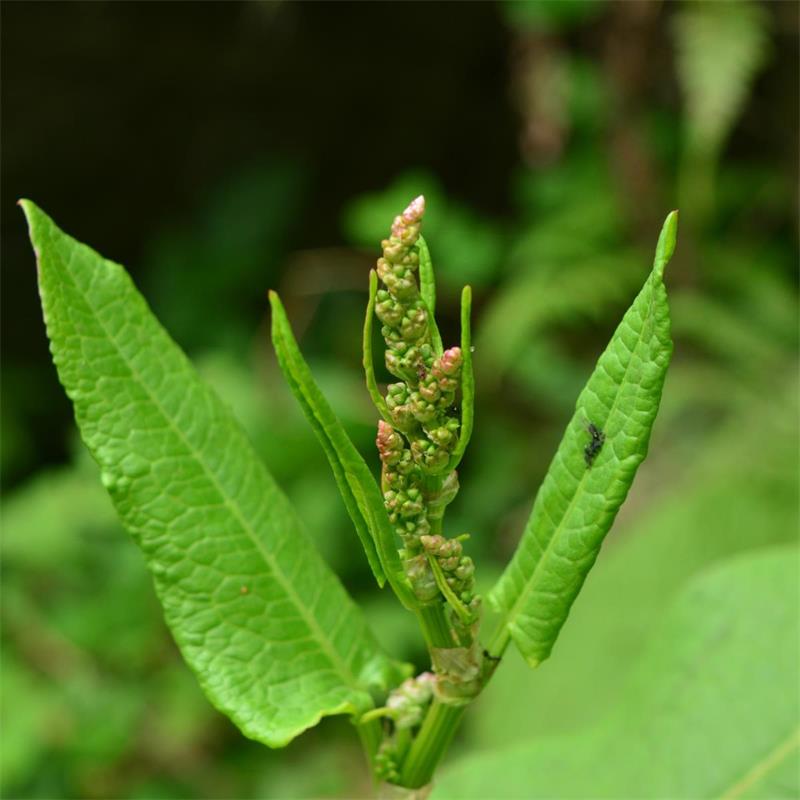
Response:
[399,700,466,788]
[416,602,453,649]
[486,622,511,661]
[357,716,383,767]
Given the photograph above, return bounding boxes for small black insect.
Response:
[584,422,605,467]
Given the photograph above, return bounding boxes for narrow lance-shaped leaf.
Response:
[363,269,392,423]
[488,211,678,667]
[416,235,443,354]
[22,200,407,748]
[447,285,474,473]
[269,292,417,611]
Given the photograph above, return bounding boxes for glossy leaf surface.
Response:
[488,212,677,666]
[23,201,405,748]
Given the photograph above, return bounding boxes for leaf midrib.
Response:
[49,242,363,692]
[500,275,661,642]
[719,726,800,799]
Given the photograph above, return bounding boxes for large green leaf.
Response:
[471,373,799,748]
[488,212,676,666]
[436,546,800,798]
[22,200,405,748]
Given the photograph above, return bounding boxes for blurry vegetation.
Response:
[2,1,797,798]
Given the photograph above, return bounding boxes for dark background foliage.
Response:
[2,2,797,798]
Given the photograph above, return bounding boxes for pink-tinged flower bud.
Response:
[376,420,404,465]
[432,347,463,379]
[383,489,399,511]
[390,195,425,241]
[420,534,445,553]
[382,468,407,491]
[402,195,426,226]
[418,380,441,404]
[440,556,460,571]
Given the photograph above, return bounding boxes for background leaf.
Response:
[436,546,800,799]
[23,200,405,748]
[488,213,676,666]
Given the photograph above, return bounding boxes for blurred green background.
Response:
[1,2,797,798]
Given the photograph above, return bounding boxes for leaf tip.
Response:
[654,210,679,278]
[18,198,38,227]
[267,290,284,316]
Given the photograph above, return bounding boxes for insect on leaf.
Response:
[488,211,678,667]
[22,200,407,748]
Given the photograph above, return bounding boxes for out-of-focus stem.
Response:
[399,700,467,789]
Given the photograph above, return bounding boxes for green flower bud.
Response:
[411,438,449,471]
[399,302,428,342]
[425,419,460,449]
[386,672,435,730]
[404,554,439,602]
[409,391,439,424]
[376,292,405,328]
[395,489,424,518]
[455,559,475,581]
[386,382,410,407]
[385,349,419,384]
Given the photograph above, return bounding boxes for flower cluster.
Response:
[373,196,475,606]
[374,672,436,782]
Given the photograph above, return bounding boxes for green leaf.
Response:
[269,291,417,610]
[436,546,800,798]
[488,212,677,667]
[447,286,474,473]
[363,269,392,423]
[472,373,799,748]
[416,235,443,354]
[22,200,406,748]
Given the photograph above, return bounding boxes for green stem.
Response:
[357,716,383,769]
[399,701,466,788]
[395,727,413,764]
[416,602,453,649]
[487,622,511,661]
